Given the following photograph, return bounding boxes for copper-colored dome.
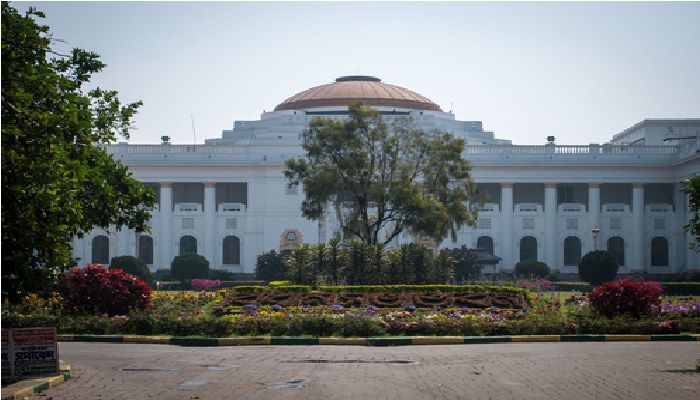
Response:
[274,76,442,112]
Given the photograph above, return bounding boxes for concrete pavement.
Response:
[29,342,700,400]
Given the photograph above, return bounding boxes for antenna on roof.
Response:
[190,114,196,144]
[450,103,454,114]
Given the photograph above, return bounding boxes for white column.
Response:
[117,227,131,256]
[160,183,173,268]
[632,183,645,271]
[204,182,216,266]
[544,183,557,271]
[588,183,601,251]
[500,183,514,270]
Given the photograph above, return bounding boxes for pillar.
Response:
[204,182,216,266]
[632,183,645,271]
[544,183,557,271]
[117,226,131,256]
[160,182,173,268]
[500,183,514,270]
[588,183,601,252]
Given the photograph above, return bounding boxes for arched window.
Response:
[607,236,625,267]
[222,236,241,265]
[520,236,537,262]
[651,237,668,267]
[92,235,109,265]
[138,235,154,265]
[179,235,197,255]
[477,236,494,254]
[564,236,582,266]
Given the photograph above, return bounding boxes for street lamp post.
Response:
[592,227,600,251]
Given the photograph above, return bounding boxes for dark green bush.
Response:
[171,254,209,282]
[578,250,619,286]
[209,269,235,280]
[515,260,550,278]
[110,256,153,287]
[255,250,288,282]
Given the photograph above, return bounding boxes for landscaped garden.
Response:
[3,262,699,338]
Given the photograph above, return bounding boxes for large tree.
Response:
[1,4,155,301]
[285,102,478,245]
[682,175,700,249]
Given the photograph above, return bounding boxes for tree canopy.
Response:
[285,102,478,245]
[1,4,155,301]
[682,175,700,250]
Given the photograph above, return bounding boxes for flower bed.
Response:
[215,286,530,314]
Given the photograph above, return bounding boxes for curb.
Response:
[1,364,71,400]
[58,333,700,346]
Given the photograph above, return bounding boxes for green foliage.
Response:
[324,238,345,285]
[682,175,700,250]
[285,102,478,245]
[255,250,288,282]
[578,251,619,286]
[109,256,153,287]
[171,254,210,282]
[1,4,155,302]
[432,249,454,284]
[208,269,235,281]
[451,246,483,282]
[515,260,551,279]
[286,244,315,286]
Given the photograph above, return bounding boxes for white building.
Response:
[73,76,700,275]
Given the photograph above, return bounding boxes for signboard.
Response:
[1,329,10,377]
[10,327,59,378]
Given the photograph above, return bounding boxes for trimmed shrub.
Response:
[60,263,152,316]
[255,250,288,282]
[451,246,483,282]
[588,280,662,318]
[514,260,550,278]
[209,269,235,281]
[171,254,209,282]
[109,256,153,287]
[578,250,619,286]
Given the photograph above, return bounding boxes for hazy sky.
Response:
[19,1,700,145]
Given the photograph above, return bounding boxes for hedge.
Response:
[227,284,529,295]
[552,282,700,296]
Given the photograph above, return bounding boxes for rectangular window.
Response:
[226,218,238,230]
[523,218,534,230]
[182,218,194,229]
[478,218,492,230]
[610,219,622,230]
[654,218,665,230]
[567,219,578,230]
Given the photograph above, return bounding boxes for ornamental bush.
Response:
[255,250,288,282]
[588,279,662,318]
[514,260,550,278]
[109,256,153,287]
[60,263,152,316]
[578,250,618,286]
[171,254,209,282]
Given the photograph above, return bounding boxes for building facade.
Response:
[72,76,700,274]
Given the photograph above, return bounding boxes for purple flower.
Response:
[366,305,377,312]
[404,305,416,312]
[331,304,344,311]
[272,304,282,311]
[244,304,258,310]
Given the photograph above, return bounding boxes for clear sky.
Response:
[19,1,700,145]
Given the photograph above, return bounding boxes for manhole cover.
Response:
[281,359,417,365]
[120,365,179,372]
[268,378,309,389]
[181,380,208,387]
[204,364,238,371]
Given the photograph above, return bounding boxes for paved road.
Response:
[31,342,699,400]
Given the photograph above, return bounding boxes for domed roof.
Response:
[274,76,442,112]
